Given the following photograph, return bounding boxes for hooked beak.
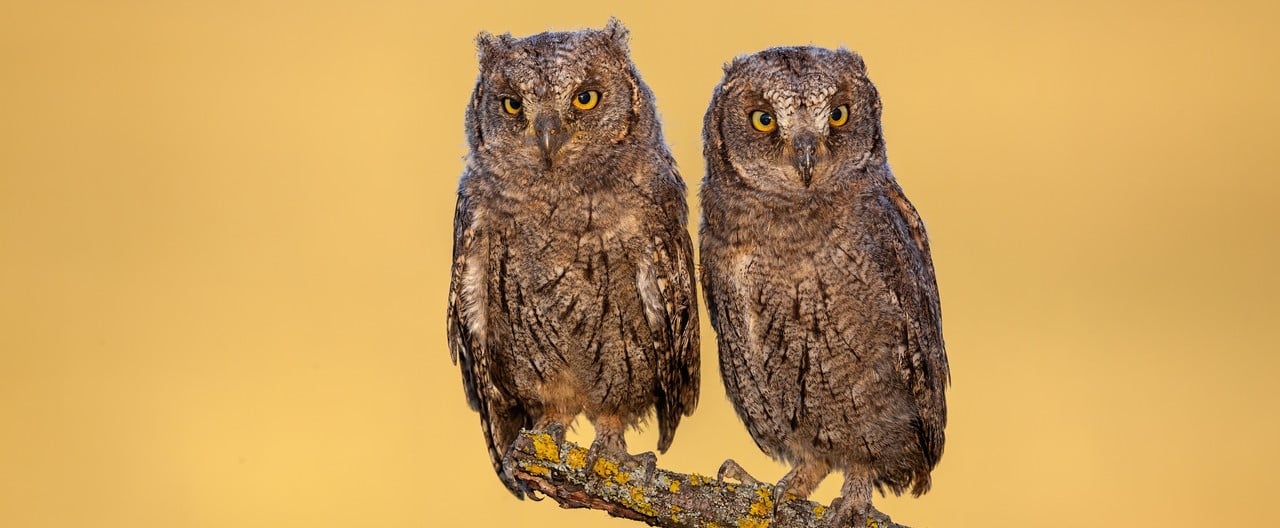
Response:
[534,114,566,164]
[792,134,818,186]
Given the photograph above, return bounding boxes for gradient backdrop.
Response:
[3,1,1278,526]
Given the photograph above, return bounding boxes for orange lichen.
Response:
[565,447,588,470]
[668,480,681,493]
[593,457,619,481]
[748,486,774,517]
[616,485,656,517]
[531,433,559,462]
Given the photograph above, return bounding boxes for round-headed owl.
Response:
[447,19,700,498]
[699,46,949,526]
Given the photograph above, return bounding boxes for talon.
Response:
[544,422,568,445]
[631,451,659,482]
[583,439,620,483]
[716,458,762,486]
[526,486,544,501]
[771,480,788,516]
[499,457,537,500]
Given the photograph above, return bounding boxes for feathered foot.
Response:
[583,414,658,482]
[772,458,831,517]
[716,458,762,486]
[825,469,872,527]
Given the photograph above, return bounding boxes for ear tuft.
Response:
[603,17,631,54]
[475,31,511,65]
[721,54,749,79]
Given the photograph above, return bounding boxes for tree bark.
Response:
[508,430,908,528]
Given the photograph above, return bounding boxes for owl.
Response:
[699,47,949,526]
[447,19,700,499]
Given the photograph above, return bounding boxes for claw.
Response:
[631,450,659,482]
[499,440,540,500]
[543,422,568,446]
[583,436,619,482]
[717,458,762,486]
[771,473,792,517]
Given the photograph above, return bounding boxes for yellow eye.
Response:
[829,104,849,127]
[502,97,522,115]
[750,110,776,132]
[572,90,599,110]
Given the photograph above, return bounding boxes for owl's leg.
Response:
[589,413,628,453]
[585,413,657,481]
[825,468,872,528]
[533,410,574,446]
[716,458,762,486]
[772,458,830,515]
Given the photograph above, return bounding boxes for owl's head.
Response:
[704,46,885,195]
[465,19,657,170]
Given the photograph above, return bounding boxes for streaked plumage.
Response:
[700,46,948,526]
[448,19,699,498]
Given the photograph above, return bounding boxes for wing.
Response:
[447,184,528,499]
[872,176,949,494]
[696,186,785,459]
[637,161,700,452]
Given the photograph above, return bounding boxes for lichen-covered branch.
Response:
[508,430,907,528]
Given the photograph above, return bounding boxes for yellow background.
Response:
[3,1,1277,526]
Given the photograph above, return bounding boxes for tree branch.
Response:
[508,430,908,528]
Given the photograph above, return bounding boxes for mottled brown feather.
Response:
[700,46,948,525]
[449,19,699,498]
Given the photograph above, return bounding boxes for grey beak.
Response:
[534,114,566,163]
[793,134,817,186]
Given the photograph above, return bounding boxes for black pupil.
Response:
[832,108,843,120]
[578,92,592,104]
[508,98,521,109]
[759,113,772,125]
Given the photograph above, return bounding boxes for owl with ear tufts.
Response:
[700,46,949,527]
[447,19,700,498]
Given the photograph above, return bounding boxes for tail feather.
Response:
[656,394,681,453]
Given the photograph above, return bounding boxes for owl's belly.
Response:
[719,250,919,468]
[487,225,658,420]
